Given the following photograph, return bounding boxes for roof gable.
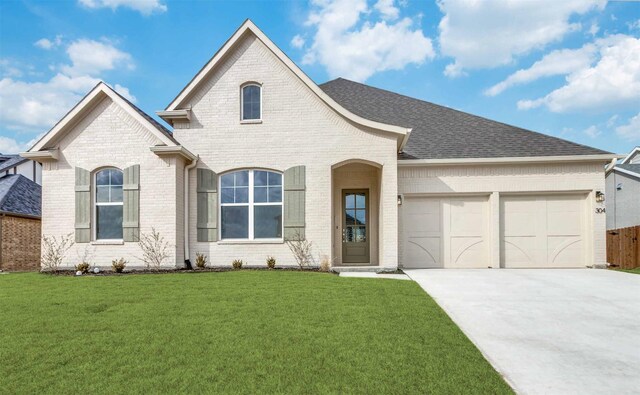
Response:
[163,19,410,150]
[0,154,28,173]
[621,147,640,164]
[320,78,612,160]
[26,82,178,154]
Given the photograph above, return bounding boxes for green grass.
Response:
[614,267,640,274]
[0,271,511,394]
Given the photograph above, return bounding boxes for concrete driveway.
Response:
[404,269,640,395]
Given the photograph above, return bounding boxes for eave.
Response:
[397,154,621,167]
[20,149,59,162]
[150,145,197,163]
[156,109,191,126]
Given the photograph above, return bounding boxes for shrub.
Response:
[112,258,127,273]
[266,256,276,269]
[286,231,314,269]
[75,262,90,274]
[138,228,170,271]
[195,252,207,269]
[41,234,74,272]
[319,255,331,272]
[232,259,244,270]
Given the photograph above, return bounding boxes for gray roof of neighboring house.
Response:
[0,154,28,173]
[319,78,611,160]
[0,175,41,218]
[616,163,640,176]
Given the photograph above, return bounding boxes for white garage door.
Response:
[401,196,489,268]
[501,194,587,268]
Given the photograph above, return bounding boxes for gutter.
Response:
[397,154,621,166]
[183,155,199,269]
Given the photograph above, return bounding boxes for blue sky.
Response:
[0,0,638,155]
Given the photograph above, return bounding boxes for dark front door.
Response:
[342,190,370,264]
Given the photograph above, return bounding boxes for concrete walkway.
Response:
[404,269,640,395]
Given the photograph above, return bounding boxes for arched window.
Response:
[95,168,123,240]
[220,169,282,240]
[241,84,261,121]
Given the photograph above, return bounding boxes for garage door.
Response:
[401,196,489,268]
[501,194,587,268]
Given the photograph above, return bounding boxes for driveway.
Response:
[404,269,640,395]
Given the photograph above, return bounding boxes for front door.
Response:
[342,190,370,264]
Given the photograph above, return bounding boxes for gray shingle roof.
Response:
[0,154,28,173]
[319,78,610,160]
[616,164,640,175]
[0,175,41,218]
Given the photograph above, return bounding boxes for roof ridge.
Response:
[320,77,611,155]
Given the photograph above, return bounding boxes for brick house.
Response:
[0,174,41,271]
[22,20,616,270]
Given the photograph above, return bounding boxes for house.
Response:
[0,153,42,185]
[0,174,41,271]
[606,147,640,230]
[21,20,616,270]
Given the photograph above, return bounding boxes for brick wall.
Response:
[0,215,41,271]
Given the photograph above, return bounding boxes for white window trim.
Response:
[219,169,283,242]
[93,168,124,242]
[240,83,262,122]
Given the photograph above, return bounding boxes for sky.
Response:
[0,0,639,155]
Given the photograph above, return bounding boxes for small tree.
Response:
[41,234,74,272]
[285,231,314,269]
[138,228,171,271]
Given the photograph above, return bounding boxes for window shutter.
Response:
[197,168,218,242]
[284,166,306,240]
[123,165,140,242]
[74,167,91,243]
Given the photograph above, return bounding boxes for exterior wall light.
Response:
[616,183,623,191]
[595,191,605,203]
[397,194,403,205]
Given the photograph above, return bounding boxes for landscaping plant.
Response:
[138,228,171,271]
[112,258,127,273]
[75,262,90,274]
[232,259,244,270]
[195,252,207,269]
[40,234,74,272]
[266,256,276,269]
[285,231,314,269]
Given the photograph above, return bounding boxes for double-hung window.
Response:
[220,170,282,240]
[95,168,123,240]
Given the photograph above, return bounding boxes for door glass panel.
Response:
[355,193,365,209]
[345,227,355,242]
[355,209,366,225]
[345,209,356,225]
[345,194,355,209]
[355,226,366,242]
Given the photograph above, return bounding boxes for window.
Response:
[95,168,123,240]
[241,84,261,121]
[220,170,282,240]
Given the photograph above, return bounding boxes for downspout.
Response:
[183,155,199,269]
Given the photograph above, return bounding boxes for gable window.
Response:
[220,169,282,240]
[95,168,123,240]
[241,84,261,121]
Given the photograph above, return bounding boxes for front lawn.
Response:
[0,272,511,394]
[614,267,640,274]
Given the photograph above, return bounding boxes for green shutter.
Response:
[284,165,306,240]
[123,165,140,242]
[197,168,218,242]
[74,167,91,243]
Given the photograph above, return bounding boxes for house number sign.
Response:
[595,208,606,214]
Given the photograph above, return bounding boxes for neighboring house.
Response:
[0,153,42,185]
[22,20,616,270]
[0,174,41,271]
[605,147,640,230]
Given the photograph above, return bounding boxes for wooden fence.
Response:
[607,226,640,269]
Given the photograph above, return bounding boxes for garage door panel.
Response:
[501,194,586,268]
[402,196,488,268]
[404,237,441,268]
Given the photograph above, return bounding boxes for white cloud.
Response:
[290,34,305,49]
[627,19,640,31]
[517,35,640,113]
[34,35,62,50]
[589,22,600,36]
[437,0,606,76]
[78,0,167,15]
[582,125,601,139]
[374,0,399,20]
[616,112,640,142]
[485,45,597,96]
[0,39,135,135]
[113,84,136,102]
[62,39,134,76]
[0,133,45,154]
[301,0,434,82]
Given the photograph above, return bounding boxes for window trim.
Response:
[240,82,262,123]
[93,167,124,242]
[219,169,283,242]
